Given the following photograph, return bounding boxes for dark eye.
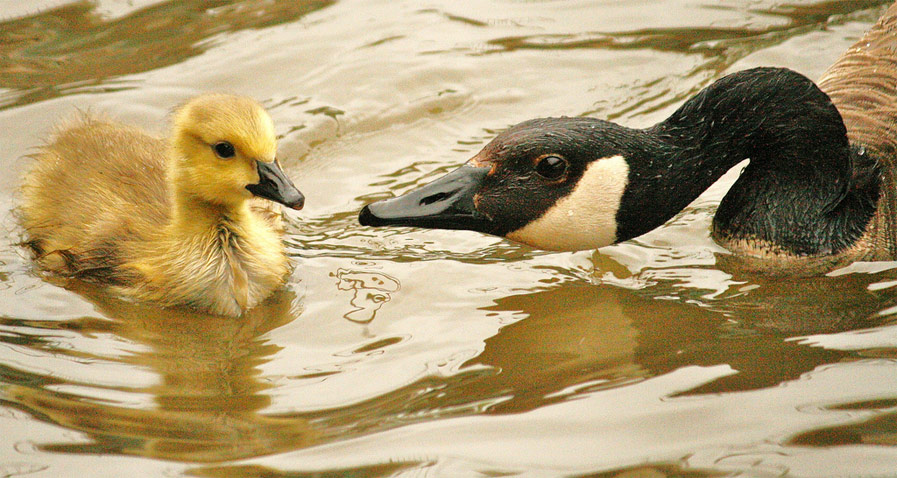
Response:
[535,155,568,180]
[213,141,236,159]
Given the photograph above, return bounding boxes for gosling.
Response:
[19,94,304,317]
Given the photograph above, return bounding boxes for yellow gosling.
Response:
[20,94,304,317]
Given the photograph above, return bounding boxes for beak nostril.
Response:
[419,191,451,206]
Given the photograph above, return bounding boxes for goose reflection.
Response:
[180,263,897,478]
[1,285,313,462]
[408,266,894,416]
[712,254,897,334]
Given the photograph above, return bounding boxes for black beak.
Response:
[246,160,304,210]
[358,163,491,231]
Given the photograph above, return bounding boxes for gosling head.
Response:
[359,117,636,251]
[170,94,304,211]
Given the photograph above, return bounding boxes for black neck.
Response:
[615,67,879,256]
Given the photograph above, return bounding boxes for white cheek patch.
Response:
[506,155,629,251]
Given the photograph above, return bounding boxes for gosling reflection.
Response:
[2,287,313,462]
[332,269,400,324]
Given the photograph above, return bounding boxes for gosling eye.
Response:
[213,141,236,159]
[534,155,568,180]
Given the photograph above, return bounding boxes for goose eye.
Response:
[535,155,568,180]
[213,141,236,159]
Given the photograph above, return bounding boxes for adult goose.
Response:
[359,3,897,274]
[20,94,304,316]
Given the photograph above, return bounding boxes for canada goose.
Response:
[360,3,897,274]
[20,94,304,317]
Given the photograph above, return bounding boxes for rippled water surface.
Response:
[3,1,897,476]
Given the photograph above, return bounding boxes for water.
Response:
[2,1,897,476]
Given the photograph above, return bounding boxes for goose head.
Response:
[170,94,304,211]
[359,117,635,251]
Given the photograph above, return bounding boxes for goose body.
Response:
[20,94,304,316]
[359,3,897,274]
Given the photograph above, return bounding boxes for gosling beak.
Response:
[246,159,304,210]
[358,163,491,231]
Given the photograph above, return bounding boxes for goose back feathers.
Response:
[818,1,897,260]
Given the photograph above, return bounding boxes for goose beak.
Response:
[246,159,305,210]
[359,163,491,231]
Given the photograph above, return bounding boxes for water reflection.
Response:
[191,462,415,478]
[669,255,897,334]
[332,269,400,324]
[593,245,897,334]
[0,0,335,109]
[275,275,876,445]
[1,287,313,462]
[483,0,891,57]
[791,401,897,447]
[2,0,897,475]
[464,281,856,409]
